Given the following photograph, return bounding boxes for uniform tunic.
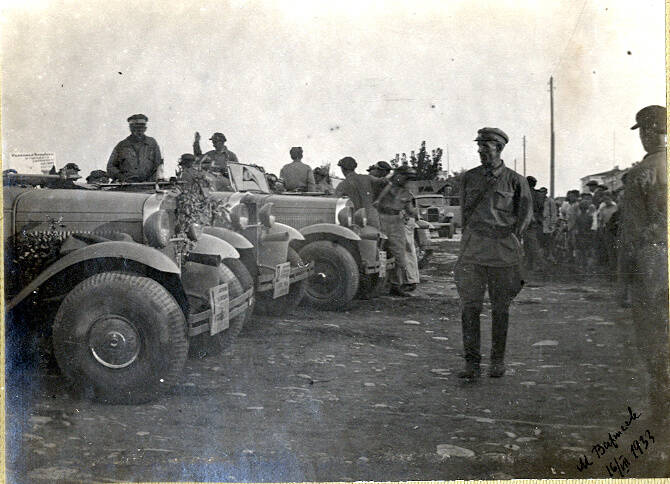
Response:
[280,161,316,192]
[620,147,669,417]
[193,140,239,172]
[107,135,162,182]
[377,184,414,286]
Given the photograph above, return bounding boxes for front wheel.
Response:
[52,272,188,404]
[299,241,359,311]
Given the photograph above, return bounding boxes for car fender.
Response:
[8,240,180,311]
[416,219,433,229]
[272,222,304,242]
[190,233,240,259]
[203,226,254,250]
[300,223,361,241]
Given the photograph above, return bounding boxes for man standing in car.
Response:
[193,131,239,173]
[456,127,532,379]
[107,114,163,182]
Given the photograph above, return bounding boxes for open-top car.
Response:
[4,172,256,404]
[203,163,393,310]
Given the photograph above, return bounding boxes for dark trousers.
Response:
[455,262,524,365]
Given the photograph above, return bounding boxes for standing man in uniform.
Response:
[621,105,669,430]
[193,131,239,173]
[335,156,385,229]
[456,127,532,379]
[280,147,316,192]
[374,165,417,297]
[107,114,163,182]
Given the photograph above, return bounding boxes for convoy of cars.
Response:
[3,171,307,403]
[3,165,452,404]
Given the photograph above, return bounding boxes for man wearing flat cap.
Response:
[280,147,316,192]
[455,127,532,379]
[368,161,392,179]
[621,105,669,428]
[193,131,239,174]
[107,114,163,182]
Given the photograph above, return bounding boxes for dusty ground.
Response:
[6,239,670,483]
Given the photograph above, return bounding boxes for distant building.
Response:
[580,166,628,192]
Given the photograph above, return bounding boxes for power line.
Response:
[551,0,589,76]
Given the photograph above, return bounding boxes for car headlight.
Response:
[446,212,454,219]
[230,203,249,230]
[144,209,171,248]
[353,208,367,227]
[187,223,203,241]
[420,209,428,215]
[338,206,353,227]
[259,202,275,228]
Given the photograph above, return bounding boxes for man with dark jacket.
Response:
[456,127,532,379]
[335,156,385,229]
[107,114,163,182]
[621,105,669,430]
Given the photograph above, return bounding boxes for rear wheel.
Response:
[299,241,359,311]
[52,272,188,404]
[187,263,247,358]
[255,247,306,316]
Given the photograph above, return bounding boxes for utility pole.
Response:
[549,76,555,198]
[446,145,450,176]
[514,157,517,172]
[522,136,526,176]
[612,130,616,168]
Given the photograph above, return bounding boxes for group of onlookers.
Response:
[522,175,625,278]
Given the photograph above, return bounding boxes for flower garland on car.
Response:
[13,217,67,285]
[174,171,231,255]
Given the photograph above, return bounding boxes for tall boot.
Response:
[458,307,481,378]
[490,310,510,377]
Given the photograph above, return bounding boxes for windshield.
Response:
[416,196,445,207]
[228,164,271,193]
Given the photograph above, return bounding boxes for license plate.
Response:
[209,283,230,335]
[273,262,291,299]
[379,251,387,278]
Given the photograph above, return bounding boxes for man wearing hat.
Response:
[193,131,239,174]
[368,161,392,179]
[373,165,418,297]
[621,105,669,429]
[280,147,316,192]
[107,114,163,182]
[335,156,385,229]
[455,127,532,379]
[85,170,110,184]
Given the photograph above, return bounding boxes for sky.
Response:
[1,0,666,195]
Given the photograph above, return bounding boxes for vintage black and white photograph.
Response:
[1,0,668,482]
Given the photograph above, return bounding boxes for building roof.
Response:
[579,166,625,181]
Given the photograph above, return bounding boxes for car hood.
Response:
[6,187,151,239]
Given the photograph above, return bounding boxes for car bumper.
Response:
[255,261,314,293]
[187,287,255,337]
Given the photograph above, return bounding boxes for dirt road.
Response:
[6,240,669,482]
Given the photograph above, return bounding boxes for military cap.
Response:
[210,132,227,142]
[337,156,357,170]
[475,127,509,145]
[179,153,196,165]
[375,161,393,172]
[63,162,80,171]
[526,175,537,187]
[127,114,148,124]
[290,146,303,159]
[586,180,599,187]
[631,105,666,133]
[538,187,548,193]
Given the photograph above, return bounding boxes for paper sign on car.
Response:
[273,262,291,299]
[209,283,230,335]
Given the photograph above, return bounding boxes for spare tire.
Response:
[52,272,188,404]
